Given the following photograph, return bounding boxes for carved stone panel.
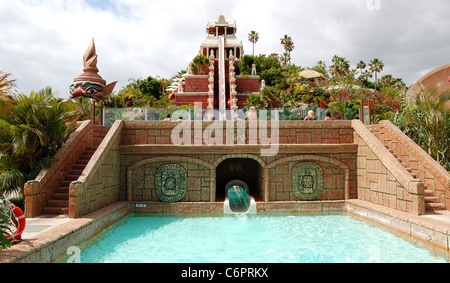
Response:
[292,162,324,200]
[155,164,187,203]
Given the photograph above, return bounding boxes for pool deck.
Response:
[1,200,450,263]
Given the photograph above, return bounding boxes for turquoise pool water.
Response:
[55,213,448,263]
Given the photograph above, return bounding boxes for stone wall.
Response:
[183,75,209,93]
[119,121,357,207]
[236,76,260,93]
[371,120,450,211]
[25,120,96,218]
[69,120,123,218]
[28,119,434,218]
[120,120,354,146]
[352,120,425,215]
[174,93,209,108]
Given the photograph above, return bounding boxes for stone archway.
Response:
[215,157,264,202]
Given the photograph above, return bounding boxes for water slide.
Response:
[224,180,257,214]
[218,36,226,121]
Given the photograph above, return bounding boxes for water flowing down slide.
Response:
[224,180,257,214]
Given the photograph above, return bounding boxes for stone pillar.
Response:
[69,181,85,218]
[24,180,41,218]
[208,50,215,111]
[229,51,238,110]
[409,180,426,215]
[263,168,270,203]
[210,169,216,202]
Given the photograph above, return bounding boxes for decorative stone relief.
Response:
[292,162,324,200]
[155,164,187,203]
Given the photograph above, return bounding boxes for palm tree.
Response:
[0,88,77,196]
[281,52,291,68]
[356,61,366,81]
[0,71,16,97]
[380,74,395,88]
[369,58,384,91]
[280,35,295,66]
[330,55,350,77]
[0,71,16,114]
[248,31,259,56]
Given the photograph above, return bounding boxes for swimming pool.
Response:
[54,213,449,263]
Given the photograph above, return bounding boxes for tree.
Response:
[380,74,395,88]
[401,86,450,166]
[369,58,384,91]
[248,31,259,56]
[0,71,16,97]
[356,61,367,81]
[0,71,16,114]
[138,76,163,100]
[330,55,350,77]
[0,88,77,196]
[280,35,295,66]
[280,52,291,68]
[313,61,328,77]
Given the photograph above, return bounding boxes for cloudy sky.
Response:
[1,0,449,99]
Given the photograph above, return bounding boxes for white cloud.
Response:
[1,0,449,98]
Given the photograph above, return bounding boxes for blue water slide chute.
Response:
[224,180,257,214]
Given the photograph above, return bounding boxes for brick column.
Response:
[208,51,215,110]
[409,180,426,215]
[229,52,237,109]
[24,180,41,218]
[69,181,85,218]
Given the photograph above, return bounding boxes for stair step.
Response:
[72,164,86,171]
[69,169,83,176]
[79,155,93,160]
[43,146,100,216]
[53,193,69,200]
[48,199,69,207]
[76,159,89,166]
[426,203,447,211]
[424,190,435,197]
[44,207,68,215]
[60,181,73,187]
[425,196,440,203]
[65,175,79,181]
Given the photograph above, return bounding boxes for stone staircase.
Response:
[385,145,446,212]
[43,146,98,215]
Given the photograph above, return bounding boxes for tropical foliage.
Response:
[107,76,172,108]
[248,31,259,56]
[0,87,77,196]
[0,198,13,250]
[280,35,295,67]
[392,87,450,170]
[369,58,384,91]
[237,53,403,121]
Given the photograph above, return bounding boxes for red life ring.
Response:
[4,204,26,242]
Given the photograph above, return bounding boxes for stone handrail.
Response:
[69,120,123,218]
[380,120,450,189]
[24,120,94,218]
[352,120,425,215]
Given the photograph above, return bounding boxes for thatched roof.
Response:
[299,69,324,79]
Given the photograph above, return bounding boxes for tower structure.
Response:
[174,15,261,112]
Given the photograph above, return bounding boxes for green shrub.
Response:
[0,199,13,250]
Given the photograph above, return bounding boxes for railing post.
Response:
[24,180,41,218]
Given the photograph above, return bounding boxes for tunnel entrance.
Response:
[216,158,263,202]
